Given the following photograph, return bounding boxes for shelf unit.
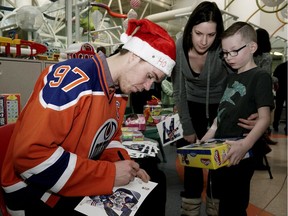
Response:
[0,57,56,109]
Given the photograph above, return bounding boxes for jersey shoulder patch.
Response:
[40,59,102,109]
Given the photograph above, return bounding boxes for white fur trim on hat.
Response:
[121,33,176,76]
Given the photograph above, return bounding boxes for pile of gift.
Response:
[124,114,146,131]
[143,96,162,126]
[124,96,173,129]
[121,96,175,158]
[121,126,144,141]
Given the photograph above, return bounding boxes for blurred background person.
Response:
[253,28,277,145]
[272,61,287,135]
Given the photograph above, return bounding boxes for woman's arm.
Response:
[171,42,196,140]
[240,107,271,149]
[238,113,258,130]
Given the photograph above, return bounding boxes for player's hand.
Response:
[184,134,197,143]
[238,113,258,131]
[114,160,140,186]
[136,169,150,183]
[223,139,250,166]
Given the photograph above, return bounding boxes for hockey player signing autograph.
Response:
[1,19,176,216]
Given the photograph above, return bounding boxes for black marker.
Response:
[117,151,125,160]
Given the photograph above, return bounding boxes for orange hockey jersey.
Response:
[1,54,129,212]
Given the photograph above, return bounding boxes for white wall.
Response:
[224,0,287,39]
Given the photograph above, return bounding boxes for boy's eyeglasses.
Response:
[220,44,248,59]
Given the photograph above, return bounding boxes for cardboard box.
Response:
[143,105,162,126]
[0,94,21,125]
[124,114,146,131]
[177,142,229,169]
[121,127,144,141]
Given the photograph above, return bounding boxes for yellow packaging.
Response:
[177,142,229,169]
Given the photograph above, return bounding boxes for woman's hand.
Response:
[184,134,197,144]
[238,113,258,131]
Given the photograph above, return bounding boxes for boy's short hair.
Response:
[221,22,257,43]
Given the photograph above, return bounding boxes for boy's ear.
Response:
[249,42,258,54]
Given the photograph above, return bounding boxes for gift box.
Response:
[177,142,230,170]
[124,114,146,131]
[0,94,21,126]
[121,127,144,141]
[143,105,162,126]
[177,139,253,169]
[143,96,162,126]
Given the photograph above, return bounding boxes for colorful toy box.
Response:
[143,104,162,126]
[121,127,144,141]
[143,96,162,126]
[124,114,146,131]
[177,142,230,170]
[177,139,253,169]
[0,94,21,126]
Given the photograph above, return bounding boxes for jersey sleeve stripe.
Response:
[49,153,77,193]
[20,147,76,194]
[2,181,28,193]
[23,152,70,191]
[20,147,65,179]
[40,153,77,202]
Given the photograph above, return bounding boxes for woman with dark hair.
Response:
[172,2,229,215]
[172,2,257,215]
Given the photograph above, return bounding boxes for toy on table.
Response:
[143,96,162,126]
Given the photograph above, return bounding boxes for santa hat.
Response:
[120,19,176,77]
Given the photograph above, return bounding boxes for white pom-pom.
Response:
[120,33,130,43]
[127,9,138,19]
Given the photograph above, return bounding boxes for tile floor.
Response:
[159,123,287,216]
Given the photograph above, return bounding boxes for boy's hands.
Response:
[223,139,250,166]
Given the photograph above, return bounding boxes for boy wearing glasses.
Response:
[201,22,274,215]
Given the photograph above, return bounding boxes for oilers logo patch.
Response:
[88,119,118,159]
